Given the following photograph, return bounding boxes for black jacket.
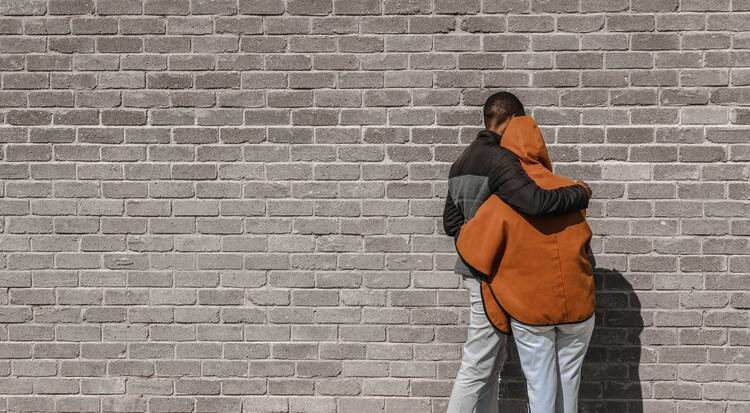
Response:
[443,129,590,276]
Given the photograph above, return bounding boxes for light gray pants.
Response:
[446,275,508,413]
[510,315,595,413]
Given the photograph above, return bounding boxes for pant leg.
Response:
[476,334,506,413]
[509,318,557,413]
[447,275,508,413]
[554,315,595,413]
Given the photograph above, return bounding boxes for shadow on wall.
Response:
[498,267,645,413]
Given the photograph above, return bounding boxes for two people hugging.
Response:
[443,92,596,413]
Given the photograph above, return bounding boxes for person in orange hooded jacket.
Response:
[455,114,596,413]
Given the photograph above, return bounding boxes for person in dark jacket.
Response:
[444,92,592,413]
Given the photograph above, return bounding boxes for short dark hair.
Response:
[483,91,525,129]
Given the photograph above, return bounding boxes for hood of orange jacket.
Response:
[454,115,595,334]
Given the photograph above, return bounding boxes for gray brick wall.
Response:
[0,0,749,412]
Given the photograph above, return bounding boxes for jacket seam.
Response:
[553,233,570,321]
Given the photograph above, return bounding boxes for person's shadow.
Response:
[498,260,644,412]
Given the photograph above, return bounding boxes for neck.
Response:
[488,126,504,135]
[477,129,501,144]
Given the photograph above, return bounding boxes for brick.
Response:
[287,0,331,15]
[333,0,381,14]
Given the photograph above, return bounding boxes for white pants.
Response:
[510,315,595,413]
[447,275,508,413]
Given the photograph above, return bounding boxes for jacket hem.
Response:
[508,311,596,328]
[479,280,512,336]
[453,230,490,282]
[484,279,596,330]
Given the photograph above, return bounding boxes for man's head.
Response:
[483,91,525,134]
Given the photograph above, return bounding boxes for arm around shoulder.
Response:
[488,149,590,216]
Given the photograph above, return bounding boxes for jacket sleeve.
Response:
[487,149,590,216]
[442,190,464,238]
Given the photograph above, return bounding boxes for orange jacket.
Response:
[454,115,595,334]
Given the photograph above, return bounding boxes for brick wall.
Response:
[1,0,749,412]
